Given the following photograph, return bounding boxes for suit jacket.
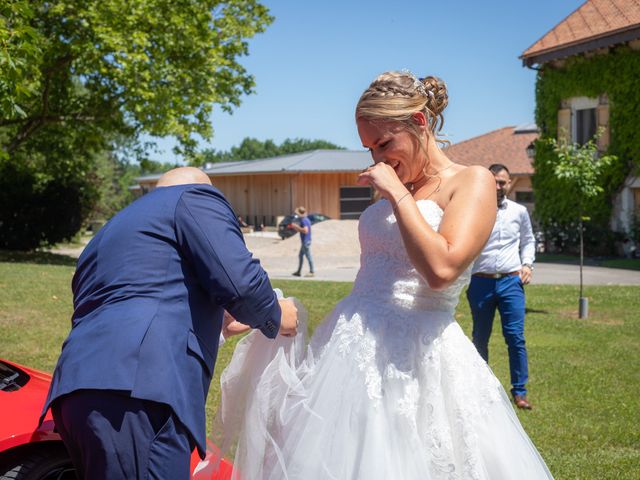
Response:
[41,184,281,456]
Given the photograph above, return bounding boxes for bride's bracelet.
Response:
[393,192,412,212]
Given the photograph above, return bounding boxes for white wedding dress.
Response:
[212,199,553,479]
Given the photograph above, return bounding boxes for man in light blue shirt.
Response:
[467,164,536,410]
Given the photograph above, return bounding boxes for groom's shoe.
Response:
[513,395,532,410]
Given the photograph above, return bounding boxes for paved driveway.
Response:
[50,232,640,285]
[529,262,640,285]
[262,255,640,285]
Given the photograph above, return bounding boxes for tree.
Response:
[0,0,273,249]
[0,1,43,124]
[542,130,616,318]
[0,136,100,250]
[90,154,181,224]
[1,0,273,155]
[195,137,345,164]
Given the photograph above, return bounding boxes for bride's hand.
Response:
[357,163,407,202]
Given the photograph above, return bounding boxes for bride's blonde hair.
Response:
[355,71,449,146]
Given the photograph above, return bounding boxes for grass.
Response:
[536,253,584,264]
[599,258,640,271]
[1,253,638,479]
[537,253,640,271]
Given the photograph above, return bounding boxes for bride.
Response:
[212,71,554,479]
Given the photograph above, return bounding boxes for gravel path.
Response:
[248,221,640,286]
[246,220,361,281]
[48,220,640,285]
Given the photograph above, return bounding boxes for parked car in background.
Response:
[277,213,331,239]
[0,358,232,480]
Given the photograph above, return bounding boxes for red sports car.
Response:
[0,359,233,479]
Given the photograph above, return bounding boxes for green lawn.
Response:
[1,254,638,479]
[599,258,640,271]
[537,253,640,271]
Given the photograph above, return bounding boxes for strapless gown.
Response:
[211,199,554,479]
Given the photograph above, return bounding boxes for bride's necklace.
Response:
[406,175,429,192]
[406,162,455,199]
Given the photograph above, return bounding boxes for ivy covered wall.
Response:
[532,46,640,252]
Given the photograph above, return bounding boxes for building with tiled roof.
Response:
[521,0,640,67]
[444,125,538,209]
[136,131,543,224]
[521,0,640,239]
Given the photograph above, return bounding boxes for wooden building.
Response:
[136,150,374,226]
[137,129,541,225]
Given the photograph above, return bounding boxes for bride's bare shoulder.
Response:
[439,164,493,203]
[454,164,494,184]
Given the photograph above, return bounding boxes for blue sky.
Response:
[148,0,586,162]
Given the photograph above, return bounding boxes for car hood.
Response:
[0,359,59,451]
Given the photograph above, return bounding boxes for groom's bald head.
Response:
[156,167,212,187]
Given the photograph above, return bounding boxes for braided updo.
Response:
[356,71,448,143]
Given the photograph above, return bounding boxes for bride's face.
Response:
[357,118,426,184]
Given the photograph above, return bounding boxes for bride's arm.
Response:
[394,166,495,290]
[359,164,495,290]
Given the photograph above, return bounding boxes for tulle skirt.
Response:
[211,296,554,479]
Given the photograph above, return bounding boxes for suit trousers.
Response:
[51,389,193,480]
[466,274,529,397]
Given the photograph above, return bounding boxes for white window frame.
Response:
[569,96,598,144]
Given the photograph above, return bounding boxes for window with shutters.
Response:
[569,97,599,145]
[575,108,597,145]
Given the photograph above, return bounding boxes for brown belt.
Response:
[473,271,520,279]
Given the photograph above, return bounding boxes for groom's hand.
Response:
[278,298,298,337]
[222,310,251,338]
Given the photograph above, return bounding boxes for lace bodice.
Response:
[351,198,470,313]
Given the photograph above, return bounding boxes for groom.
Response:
[41,167,298,479]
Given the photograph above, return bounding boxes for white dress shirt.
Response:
[472,199,536,274]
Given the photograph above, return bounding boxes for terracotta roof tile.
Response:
[522,0,640,59]
[444,126,538,175]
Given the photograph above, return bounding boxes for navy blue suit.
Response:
[42,184,281,476]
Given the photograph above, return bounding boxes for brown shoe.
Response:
[513,395,532,410]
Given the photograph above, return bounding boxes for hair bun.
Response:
[421,76,448,116]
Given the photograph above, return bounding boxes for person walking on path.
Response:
[290,206,315,277]
[466,163,536,410]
